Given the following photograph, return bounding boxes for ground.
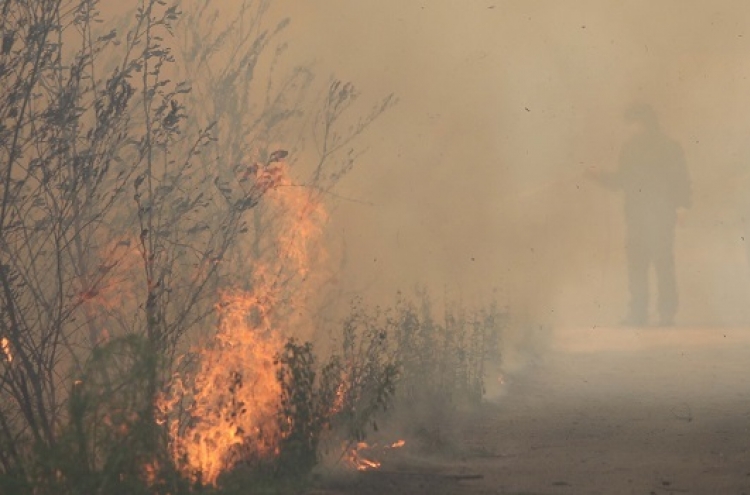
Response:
[311,326,750,494]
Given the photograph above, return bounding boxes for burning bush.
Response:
[0,0,394,493]
[276,334,398,477]
[159,292,287,486]
[153,131,397,487]
[157,300,399,487]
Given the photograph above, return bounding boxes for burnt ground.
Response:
[311,326,750,495]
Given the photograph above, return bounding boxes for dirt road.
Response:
[316,326,750,494]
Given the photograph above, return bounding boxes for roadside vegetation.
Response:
[0,1,504,493]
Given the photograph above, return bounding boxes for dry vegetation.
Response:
[0,1,503,494]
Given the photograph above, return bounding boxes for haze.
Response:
[4,1,749,492]
[266,0,750,333]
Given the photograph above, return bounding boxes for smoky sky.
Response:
[270,1,750,328]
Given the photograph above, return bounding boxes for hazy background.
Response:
[263,0,750,330]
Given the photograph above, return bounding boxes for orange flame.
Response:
[344,440,406,471]
[162,293,285,483]
[158,160,326,485]
[1,337,12,363]
[329,375,349,416]
[349,442,381,471]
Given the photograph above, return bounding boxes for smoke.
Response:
[274,0,750,333]
[97,0,750,352]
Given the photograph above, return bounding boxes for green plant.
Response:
[275,339,337,476]
[275,329,398,477]
[391,291,505,408]
[334,301,399,443]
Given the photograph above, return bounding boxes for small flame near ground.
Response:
[344,440,407,471]
[157,160,327,485]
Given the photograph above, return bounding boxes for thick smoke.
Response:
[279,0,750,334]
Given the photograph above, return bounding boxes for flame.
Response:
[158,160,326,485]
[347,442,381,471]
[329,375,349,416]
[344,440,406,471]
[161,292,285,484]
[1,337,12,363]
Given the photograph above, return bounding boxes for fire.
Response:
[347,442,381,471]
[1,337,12,363]
[161,291,286,484]
[158,159,327,485]
[344,440,406,471]
[329,376,349,415]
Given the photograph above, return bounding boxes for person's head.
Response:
[624,102,659,131]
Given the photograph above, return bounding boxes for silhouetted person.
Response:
[591,104,691,326]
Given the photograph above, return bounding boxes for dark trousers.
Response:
[625,221,677,324]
